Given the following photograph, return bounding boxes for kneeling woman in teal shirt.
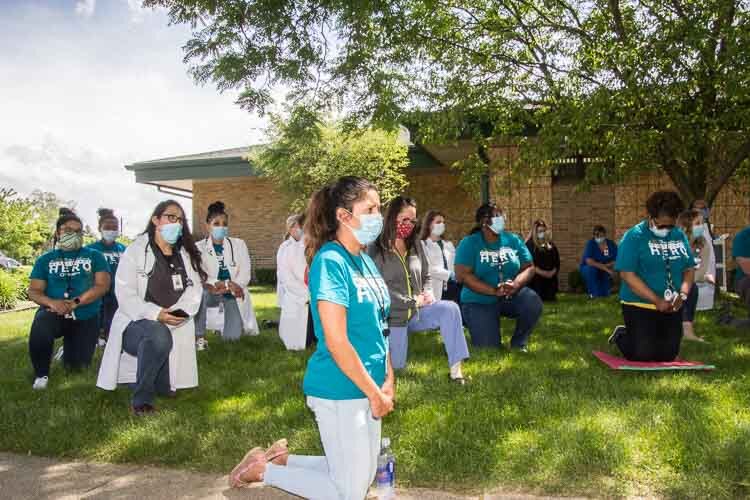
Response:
[611,191,695,361]
[230,177,395,499]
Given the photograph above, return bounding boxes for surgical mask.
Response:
[691,225,705,239]
[211,226,228,241]
[537,231,546,240]
[292,228,304,240]
[595,237,606,245]
[159,222,183,245]
[489,216,505,234]
[102,230,119,243]
[650,222,670,238]
[431,223,446,237]
[57,232,83,252]
[396,221,415,240]
[344,212,383,246]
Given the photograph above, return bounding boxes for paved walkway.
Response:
[0,453,582,500]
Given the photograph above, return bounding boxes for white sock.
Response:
[450,362,463,379]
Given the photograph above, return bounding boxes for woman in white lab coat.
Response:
[276,215,302,307]
[96,200,204,416]
[195,201,259,349]
[277,215,309,350]
[420,210,458,302]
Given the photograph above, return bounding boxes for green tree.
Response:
[147,0,750,205]
[254,107,409,211]
[0,188,49,262]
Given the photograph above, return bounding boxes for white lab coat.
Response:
[421,239,456,301]
[96,234,200,392]
[696,227,717,311]
[276,238,294,307]
[277,237,309,350]
[197,236,259,335]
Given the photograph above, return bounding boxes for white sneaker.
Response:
[53,346,64,362]
[32,376,49,390]
[196,338,208,351]
[98,337,107,348]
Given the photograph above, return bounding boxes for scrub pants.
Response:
[580,264,612,297]
[460,287,543,349]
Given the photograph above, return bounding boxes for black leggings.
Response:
[617,304,682,362]
[28,308,99,377]
[681,283,699,323]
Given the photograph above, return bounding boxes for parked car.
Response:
[0,252,21,270]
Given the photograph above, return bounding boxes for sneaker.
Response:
[53,346,64,362]
[609,325,626,345]
[98,337,107,348]
[131,404,157,417]
[512,346,529,353]
[32,376,49,390]
[196,338,208,351]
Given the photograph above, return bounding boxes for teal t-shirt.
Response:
[303,241,391,400]
[454,231,533,305]
[213,243,234,298]
[615,220,696,305]
[732,226,750,285]
[30,247,110,321]
[86,240,126,297]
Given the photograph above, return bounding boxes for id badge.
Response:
[663,289,676,302]
[172,273,184,292]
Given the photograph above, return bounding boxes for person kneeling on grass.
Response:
[195,201,258,350]
[96,200,205,416]
[609,191,696,362]
[368,196,469,383]
[454,202,542,353]
[677,209,715,342]
[229,177,394,500]
[27,208,111,390]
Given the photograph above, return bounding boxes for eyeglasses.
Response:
[161,213,184,224]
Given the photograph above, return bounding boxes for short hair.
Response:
[593,225,606,235]
[646,191,684,219]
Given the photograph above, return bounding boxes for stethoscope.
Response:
[204,236,237,267]
[138,240,194,288]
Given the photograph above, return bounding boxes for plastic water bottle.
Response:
[375,437,396,499]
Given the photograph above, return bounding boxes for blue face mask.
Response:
[211,226,228,241]
[102,230,119,243]
[595,237,606,244]
[345,212,383,246]
[649,222,670,238]
[691,225,705,239]
[489,216,505,234]
[160,222,182,245]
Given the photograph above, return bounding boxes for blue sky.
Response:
[0,0,268,236]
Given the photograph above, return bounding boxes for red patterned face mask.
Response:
[396,221,415,239]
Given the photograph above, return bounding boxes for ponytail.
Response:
[303,176,376,264]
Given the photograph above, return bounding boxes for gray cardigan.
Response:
[367,242,433,327]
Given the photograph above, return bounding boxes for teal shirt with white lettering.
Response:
[303,242,391,400]
[86,240,126,297]
[30,248,111,320]
[454,230,533,305]
[732,226,750,285]
[615,220,696,305]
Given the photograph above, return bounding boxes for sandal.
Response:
[229,447,264,487]
[264,438,289,465]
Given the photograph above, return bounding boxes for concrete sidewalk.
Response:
[0,452,579,500]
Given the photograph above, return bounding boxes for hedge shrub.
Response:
[254,268,277,286]
[0,270,19,310]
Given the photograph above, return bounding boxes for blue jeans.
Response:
[195,289,243,340]
[388,300,470,370]
[122,319,172,407]
[580,265,611,297]
[460,287,543,349]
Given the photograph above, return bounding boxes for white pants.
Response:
[279,300,309,351]
[264,396,381,500]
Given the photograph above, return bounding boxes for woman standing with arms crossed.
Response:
[229,177,394,499]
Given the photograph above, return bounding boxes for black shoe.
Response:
[131,404,157,417]
[608,325,626,345]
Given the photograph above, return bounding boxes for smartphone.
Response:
[170,309,189,318]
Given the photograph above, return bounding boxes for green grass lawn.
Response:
[1,287,749,498]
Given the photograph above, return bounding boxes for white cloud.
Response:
[75,0,96,17]
[0,2,267,237]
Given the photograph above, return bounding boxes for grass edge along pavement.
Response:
[0,286,749,499]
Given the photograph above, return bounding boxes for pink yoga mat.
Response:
[593,351,715,371]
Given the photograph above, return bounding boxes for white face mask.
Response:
[537,231,546,240]
[432,222,446,237]
[650,222,670,238]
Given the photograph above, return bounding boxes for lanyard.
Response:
[335,241,390,336]
[436,240,448,270]
[393,249,414,320]
[55,249,82,298]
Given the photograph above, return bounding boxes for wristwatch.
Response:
[73,297,81,306]
[679,292,688,301]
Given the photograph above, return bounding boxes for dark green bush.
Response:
[9,267,30,300]
[254,268,277,286]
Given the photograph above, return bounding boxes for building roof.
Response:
[126,144,443,195]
